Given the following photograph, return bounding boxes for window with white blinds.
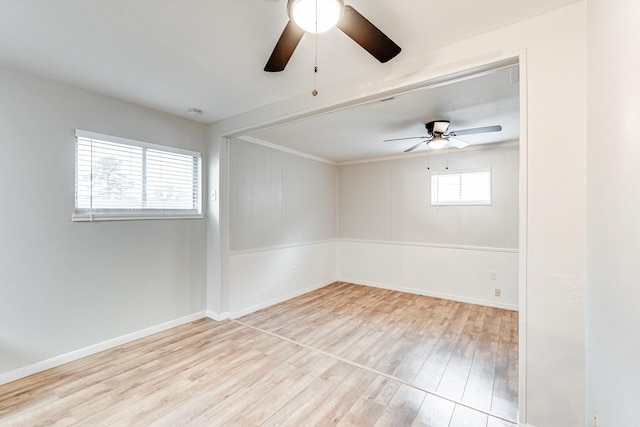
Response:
[74,130,202,221]
[431,167,491,206]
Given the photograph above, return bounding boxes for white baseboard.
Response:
[340,277,519,311]
[210,276,517,321]
[208,279,336,320]
[206,310,232,321]
[0,311,207,386]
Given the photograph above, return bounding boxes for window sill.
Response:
[72,213,204,222]
[430,202,492,206]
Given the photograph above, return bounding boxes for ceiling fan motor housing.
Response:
[426,120,450,135]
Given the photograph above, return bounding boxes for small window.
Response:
[74,130,202,221]
[431,168,491,206]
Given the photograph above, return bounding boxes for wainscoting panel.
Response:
[338,239,518,310]
[229,241,338,315]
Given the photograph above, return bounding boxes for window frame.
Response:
[73,129,203,222]
[430,167,492,206]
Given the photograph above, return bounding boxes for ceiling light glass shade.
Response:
[288,0,345,33]
[428,136,449,150]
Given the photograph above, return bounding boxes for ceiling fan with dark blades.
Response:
[385,120,503,152]
[264,0,401,72]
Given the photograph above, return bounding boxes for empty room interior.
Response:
[0,1,639,427]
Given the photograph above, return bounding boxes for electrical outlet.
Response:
[494,288,501,297]
[490,271,497,280]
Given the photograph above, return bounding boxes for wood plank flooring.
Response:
[0,282,518,426]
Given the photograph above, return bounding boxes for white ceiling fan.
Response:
[385,120,502,152]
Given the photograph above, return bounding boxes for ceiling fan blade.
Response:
[447,137,469,149]
[384,135,428,142]
[336,6,401,63]
[448,125,502,137]
[404,140,425,153]
[264,20,305,72]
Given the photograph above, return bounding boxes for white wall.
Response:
[586,0,640,426]
[338,145,519,309]
[0,66,208,382]
[225,139,337,315]
[210,4,587,426]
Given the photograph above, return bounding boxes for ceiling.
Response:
[0,0,580,126]
[244,64,520,163]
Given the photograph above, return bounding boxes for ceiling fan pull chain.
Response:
[312,0,319,96]
[312,66,318,96]
[312,39,318,96]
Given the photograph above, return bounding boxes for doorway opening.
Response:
[222,56,527,423]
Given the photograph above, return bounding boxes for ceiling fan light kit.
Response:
[288,0,344,33]
[428,136,449,150]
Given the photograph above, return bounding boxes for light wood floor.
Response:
[0,282,518,426]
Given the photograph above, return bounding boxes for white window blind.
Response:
[74,130,202,221]
[431,167,491,206]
